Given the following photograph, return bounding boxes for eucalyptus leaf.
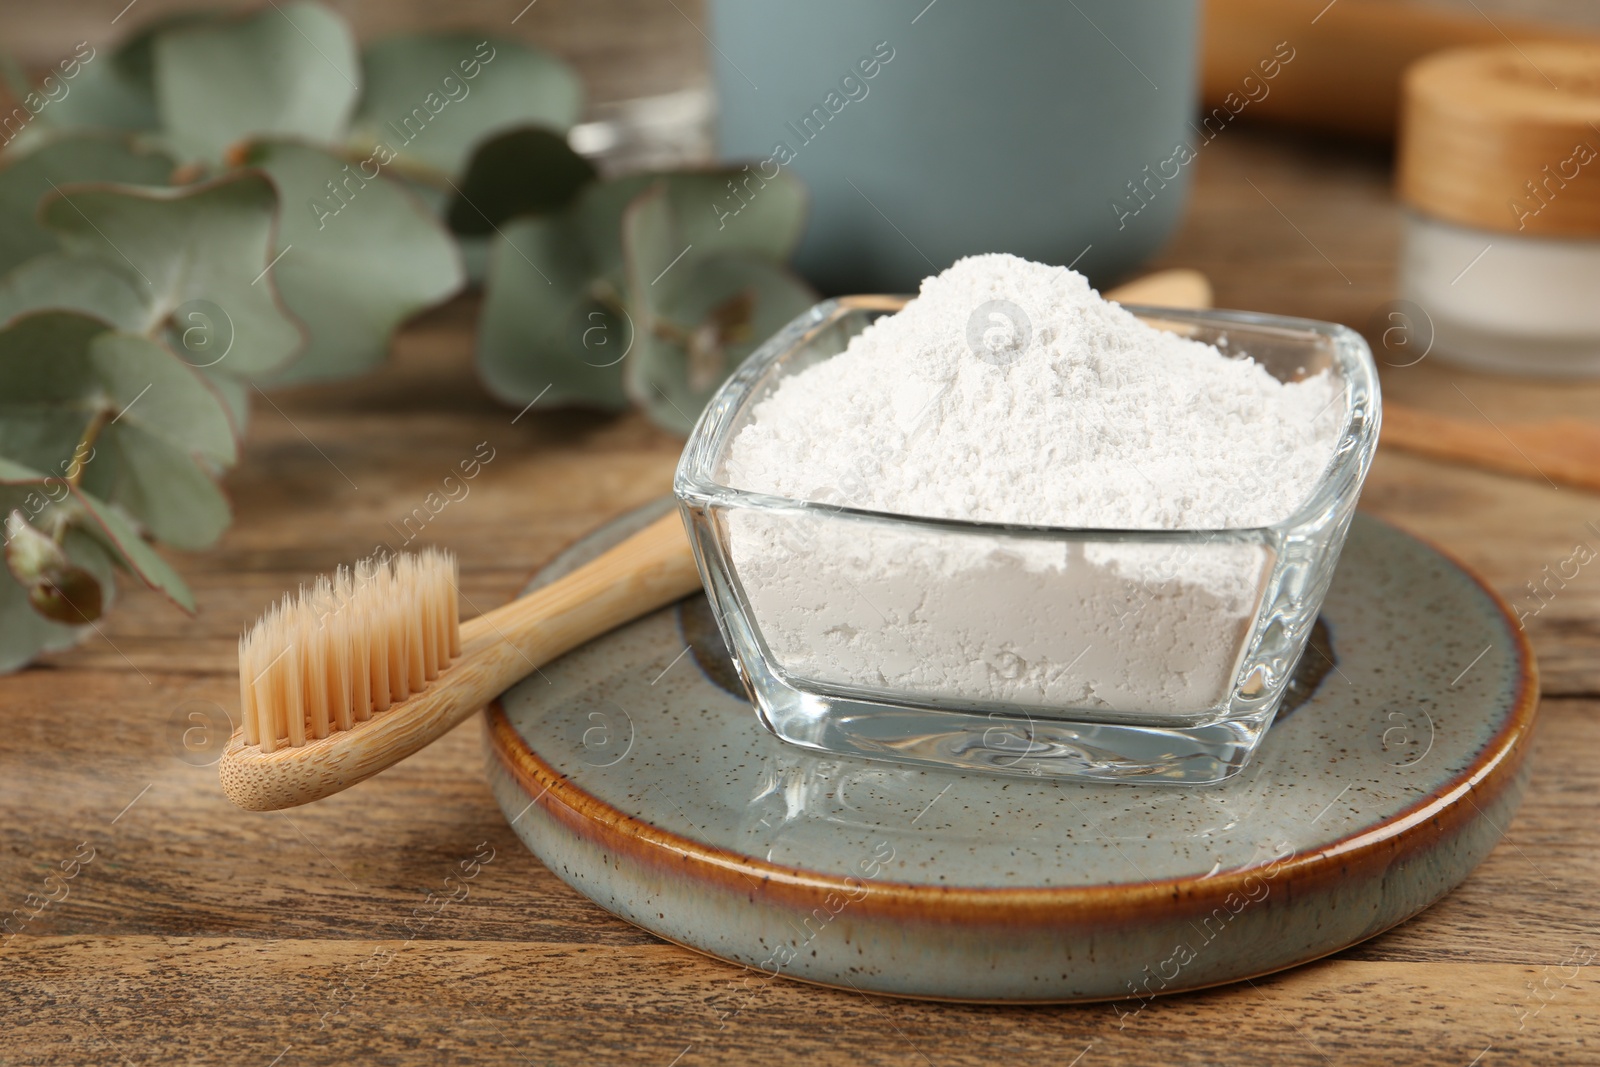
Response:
[27,39,156,135]
[5,510,104,624]
[28,16,225,138]
[0,452,193,613]
[350,34,582,179]
[67,482,195,612]
[0,312,108,473]
[108,12,222,108]
[0,495,116,670]
[0,431,190,668]
[0,253,150,332]
[90,331,236,464]
[39,172,305,380]
[4,507,66,574]
[447,126,596,236]
[628,254,814,432]
[26,560,104,625]
[475,168,809,415]
[154,1,359,163]
[459,235,491,287]
[579,168,809,269]
[621,182,814,432]
[476,213,632,411]
[0,133,174,274]
[245,139,465,384]
[405,177,492,284]
[199,369,250,431]
[0,310,235,549]
[99,420,231,550]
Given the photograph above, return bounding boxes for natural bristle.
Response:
[238,549,460,752]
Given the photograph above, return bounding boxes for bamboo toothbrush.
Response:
[217,271,1211,812]
[219,512,698,810]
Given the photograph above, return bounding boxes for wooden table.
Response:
[6,112,1600,1067]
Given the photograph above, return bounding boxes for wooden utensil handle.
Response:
[1381,407,1600,494]
[1202,0,1590,139]
[219,512,700,811]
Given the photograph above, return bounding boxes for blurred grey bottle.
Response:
[706,0,1201,293]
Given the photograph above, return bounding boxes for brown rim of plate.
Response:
[488,514,1538,929]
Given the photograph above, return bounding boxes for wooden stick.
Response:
[1103,269,1212,311]
[1380,406,1600,494]
[1201,0,1592,140]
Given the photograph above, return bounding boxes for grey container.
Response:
[706,0,1202,293]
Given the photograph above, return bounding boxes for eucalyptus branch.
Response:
[66,405,111,490]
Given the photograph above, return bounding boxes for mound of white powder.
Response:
[719,254,1344,714]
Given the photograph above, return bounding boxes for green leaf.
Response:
[0,133,175,274]
[0,454,195,616]
[350,34,582,179]
[5,509,105,623]
[0,310,235,551]
[447,126,596,236]
[68,483,195,612]
[4,507,68,581]
[402,177,492,284]
[244,139,464,384]
[154,2,359,163]
[580,168,809,269]
[0,253,150,332]
[39,171,305,380]
[476,213,632,411]
[90,331,235,465]
[0,486,117,670]
[630,254,813,433]
[30,17,223,136]
[0,310,235,466]
[199,368,250,431]
[0,312,107,473]
[99,420,231,550]
[474,168,809,415]
[109,12,222,105]
[621,183,814,432]
[5,41,152,143]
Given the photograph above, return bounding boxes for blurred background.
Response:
[5,0,1599,99]
[5,0,1598,311]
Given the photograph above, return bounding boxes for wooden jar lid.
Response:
[1398,43,1600,236]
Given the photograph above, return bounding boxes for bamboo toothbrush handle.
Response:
[1380,405,1600,494]
[218,511,700,811]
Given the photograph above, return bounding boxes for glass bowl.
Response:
[673,297,1381,784]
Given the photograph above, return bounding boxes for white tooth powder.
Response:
[721,254,1343,714]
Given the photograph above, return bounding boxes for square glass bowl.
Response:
[674,297,1381,784]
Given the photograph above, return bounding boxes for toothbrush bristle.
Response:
[237,548,460,752]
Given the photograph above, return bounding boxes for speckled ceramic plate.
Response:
[485,500,1537,1003]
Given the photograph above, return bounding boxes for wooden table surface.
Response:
[7,57,1600,1067]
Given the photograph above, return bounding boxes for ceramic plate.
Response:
[485,500,1537,1002]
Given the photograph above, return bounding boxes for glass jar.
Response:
[1396,42,1600,376]
[674,298,1379,785]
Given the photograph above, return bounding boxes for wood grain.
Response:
[3,42,1600,1067]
